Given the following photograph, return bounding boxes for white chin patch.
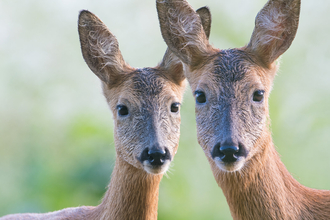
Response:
[214,157,245,172]
[143,160,171,175]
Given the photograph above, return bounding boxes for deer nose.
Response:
[219,145,239,162]
[139,146,171,166]
[211,142,240,163]
[147,148,167,166]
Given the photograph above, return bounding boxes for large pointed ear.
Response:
[159,6,212,85]
[246,0,300,67]
[196,6,211,39]
[78,10,130,86]
[157,0,215,69]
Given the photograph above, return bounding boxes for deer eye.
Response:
[170,103,180,113]
[195,91,206,104]
[117,105,129,116]
[253,90,265,102]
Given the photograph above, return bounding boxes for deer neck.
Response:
[210,130,330,220]
[90,156,162,220]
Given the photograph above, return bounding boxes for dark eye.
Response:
[117,105,129,116]
[195,91,206,104]
[253,90,265,102]
[171,103,180,113]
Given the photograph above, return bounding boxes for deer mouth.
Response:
[142,160,171,174]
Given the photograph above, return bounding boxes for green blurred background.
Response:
[1,0,330,219]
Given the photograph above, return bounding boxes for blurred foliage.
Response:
[1,0,330,219]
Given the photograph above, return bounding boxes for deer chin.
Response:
[213,156,246,172]
[142,160,171,175]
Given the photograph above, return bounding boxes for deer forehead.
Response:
[109,68,181,108]
[130,68,164,96]
[191,49,266,96]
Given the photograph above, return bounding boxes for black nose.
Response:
[148,148,166,165]
[139,147,171,166]
[219,145,239,162]
[211,142,241,163]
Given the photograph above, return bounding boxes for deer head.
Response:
[78,8,211,174]
[157,0,300,172]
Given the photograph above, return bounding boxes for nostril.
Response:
[211,143,221,159]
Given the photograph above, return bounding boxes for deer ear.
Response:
[196,6,212,39]
[157,0,215,69]
[246,0,300,67]
[78,10,130,86]
[159,6,212,85]
[159,48,184,86]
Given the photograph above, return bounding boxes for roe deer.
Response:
[1,7,211,220]
[157,0,330,219]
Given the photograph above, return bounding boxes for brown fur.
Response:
[157,0,330,219]
[1,8,212,220]
[0,160,162,219]
[156,0,216,68]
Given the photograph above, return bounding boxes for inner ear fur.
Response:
[157,0,215,69]
[159,6,213,85]
[246,0,301,67]
[196,6,212,39]
[78,10,130,86]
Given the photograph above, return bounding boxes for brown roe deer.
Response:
[157,0,330,219]
[0,8,211,220]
